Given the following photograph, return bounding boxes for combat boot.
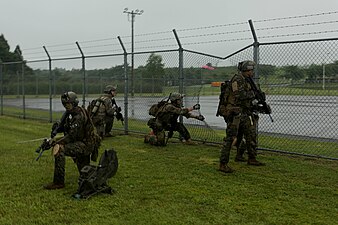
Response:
[44,182,65,190]
[235,155,246,162]
[219,163,234,173]
[183,139,195,145]
[105,133,113,137]
[144,135,150,143]
[247,158,265,166]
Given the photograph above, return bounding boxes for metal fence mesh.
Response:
[1,39,337,159]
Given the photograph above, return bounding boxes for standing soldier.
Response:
[44,91,101,189]
[89,85,117,138]
[146,92,205,146]
[219,60,265,174]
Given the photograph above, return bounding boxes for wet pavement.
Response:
[3,95,337,140]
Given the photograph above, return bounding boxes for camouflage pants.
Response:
[220,114,257,164]
[53,141,90,184]
[105,116,115,134]
[92,117,105,137]
[169,122,191,141]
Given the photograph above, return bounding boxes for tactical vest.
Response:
[79,107,102,160]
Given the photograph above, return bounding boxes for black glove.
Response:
[193,104,200,110]
[197,115,205,121]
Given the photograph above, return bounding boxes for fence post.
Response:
[76,42,86,108]
[248,19,260,145]
[248,19,260,85]
[0,59,2,116]
[173,29,184,124]
[22,61,26,119]
[118,36,129,135]
[43,46,53,122]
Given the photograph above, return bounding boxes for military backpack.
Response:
[149,101,168,117]
[216,80,231,117]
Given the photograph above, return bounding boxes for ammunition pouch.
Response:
[219,105,241,122]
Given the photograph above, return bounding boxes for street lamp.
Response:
[123,7,144,97]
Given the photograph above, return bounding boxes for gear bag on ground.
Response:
[73,148,118,199]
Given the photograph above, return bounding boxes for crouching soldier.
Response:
[44,91,101,190]
[145,92,205,146]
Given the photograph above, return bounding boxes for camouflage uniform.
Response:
[105,98,121,136]
[219,61,264,173]
[146,93,204,146]
[46,91,101,188]
[91,92,116,138]
[157,103,192,139]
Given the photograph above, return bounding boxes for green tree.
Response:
[305,64,322,81]
[142,53,165,93]
[0,34,13,62]
[0,34,32,74]
[281,65,305,83]
[258,64,276,81]
[142,53,165,79]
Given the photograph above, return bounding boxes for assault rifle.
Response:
[111,98,124,124]
[246,77,273,122]
[35,138,54,161]
[35,111,68,161]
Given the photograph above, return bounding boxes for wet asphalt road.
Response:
[3,95,337,140]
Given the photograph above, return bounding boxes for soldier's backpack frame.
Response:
[73,148,118,199]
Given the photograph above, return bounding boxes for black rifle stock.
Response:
[247,77,274,122]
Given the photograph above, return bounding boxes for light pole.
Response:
[123,8,144,97]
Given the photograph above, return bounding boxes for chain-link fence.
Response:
[1,37,337,160]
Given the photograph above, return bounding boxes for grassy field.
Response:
[0,116,337,225]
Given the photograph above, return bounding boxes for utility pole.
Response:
[123,8,144,97]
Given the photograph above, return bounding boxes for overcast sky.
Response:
[1,0,338,61]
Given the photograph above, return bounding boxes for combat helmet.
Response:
[104,85,117,94]
[238,60,255,72]
[169,92,184,102]
[61,91,79,107]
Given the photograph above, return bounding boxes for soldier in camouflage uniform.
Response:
[104,86,122,137]
[146,93,205,146]
[44,91,101,189]
[219,61,265,174]
[90,85,117,138]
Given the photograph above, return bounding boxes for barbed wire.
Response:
[257,20,338,31]
[259,30,338,39]
[254,11,338,23]
[20,11,338,58]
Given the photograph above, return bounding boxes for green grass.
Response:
[0,116,337,225]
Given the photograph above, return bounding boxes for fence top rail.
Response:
[183,49,224,60]
[259,37,338,46]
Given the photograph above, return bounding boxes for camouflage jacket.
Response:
[93,94,116,120]
[228,73,256,114]
[156,103,191,127]
[61,106,87,144]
